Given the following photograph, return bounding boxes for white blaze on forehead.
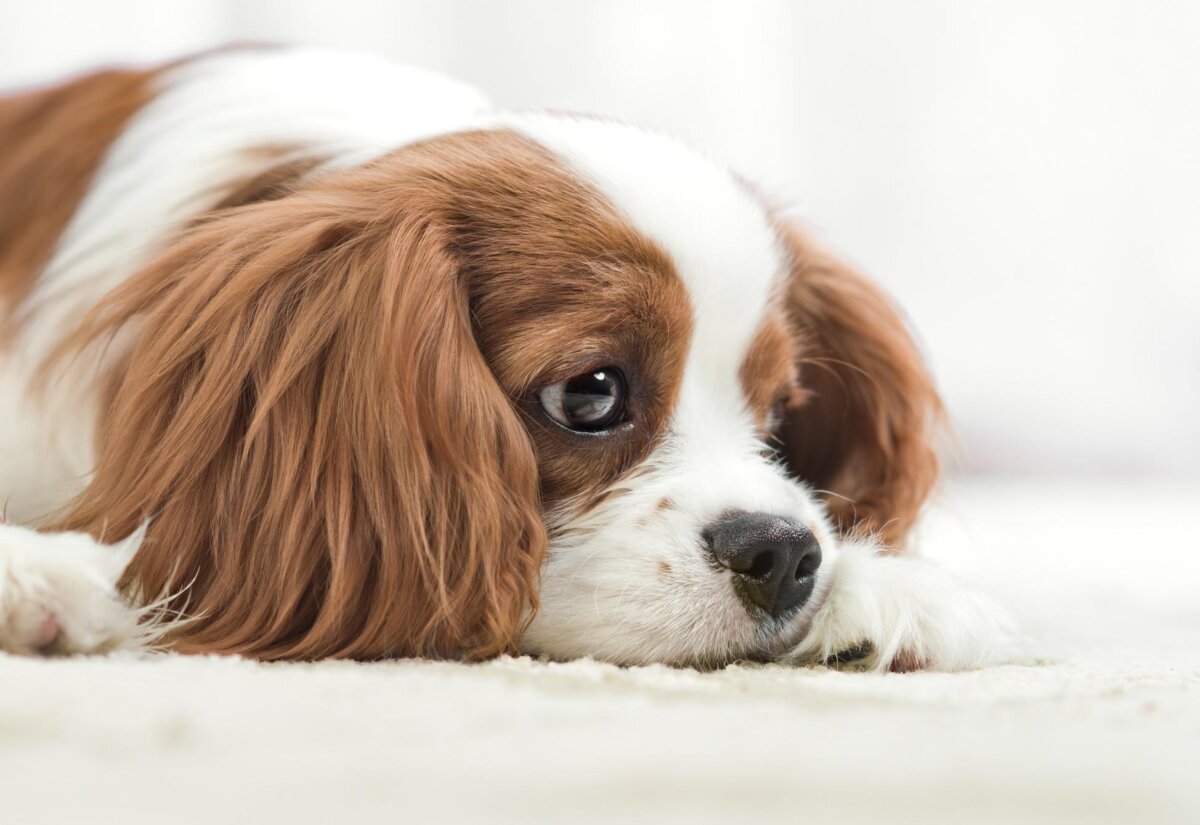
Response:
[490,116,835,666]
[496,115,786,439]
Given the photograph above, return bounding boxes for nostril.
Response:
[704,512,821,617]
[746,551,774,579]
[793,540,822,581]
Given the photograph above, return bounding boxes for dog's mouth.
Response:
[740,568,835,665]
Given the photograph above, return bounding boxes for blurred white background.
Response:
[2,0,1197,479]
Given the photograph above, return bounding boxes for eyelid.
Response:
[532,350,623,389]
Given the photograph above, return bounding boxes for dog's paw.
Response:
[0,523,142,655]
[786,541,1018,672]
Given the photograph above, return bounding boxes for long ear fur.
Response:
[775,223,943,549]
[48,159,545,660]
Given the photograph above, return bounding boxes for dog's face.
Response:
[460,116,940,666]
[463,117,839,665]
[63,116,940,663]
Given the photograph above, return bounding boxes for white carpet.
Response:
[2,478,1197,824]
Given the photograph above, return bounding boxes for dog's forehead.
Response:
[496,115,787,407]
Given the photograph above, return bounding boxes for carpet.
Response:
[2,478,1197,824]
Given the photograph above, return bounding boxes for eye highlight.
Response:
[538,367,628,433]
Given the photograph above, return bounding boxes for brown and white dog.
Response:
[0,46,1011,668]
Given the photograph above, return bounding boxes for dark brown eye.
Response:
[767,398,786,433]
[538,367,628,432]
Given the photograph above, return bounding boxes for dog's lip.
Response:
[753,574,832,662]
[672,585,831,669]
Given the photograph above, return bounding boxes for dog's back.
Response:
[0,48,488,525]
[0,68,158,322]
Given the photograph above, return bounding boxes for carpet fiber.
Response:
[2,479,1197,824]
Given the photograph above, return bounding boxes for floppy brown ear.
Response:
[775,222,943,549]
[49,160,545,660]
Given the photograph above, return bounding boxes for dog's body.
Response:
[0,47,1011,667]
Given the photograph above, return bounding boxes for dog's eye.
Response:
[766,398,786,433]
[538,367,628,432]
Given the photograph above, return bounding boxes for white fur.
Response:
[787,541,1019,670]
[497,115,1015,670]
[22,46,488,362]
[0,47,1014,670]
[0,523,142,654]
[502,115,810,664]
[0,46,489,524]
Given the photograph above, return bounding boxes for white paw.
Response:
[786,541,1018,672]
[0,522,142,655]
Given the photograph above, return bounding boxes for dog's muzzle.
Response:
[704,511,822,619]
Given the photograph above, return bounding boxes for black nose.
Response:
[703,512,822,619]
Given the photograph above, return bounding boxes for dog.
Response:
[0,46,1012,668]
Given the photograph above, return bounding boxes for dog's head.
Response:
[60,117,941,663]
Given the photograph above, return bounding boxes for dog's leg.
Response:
[0,522,143,655]
[787,541,1018,672]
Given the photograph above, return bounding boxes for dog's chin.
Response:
[520,567,837,670]
[700,560,843,668]
[742,577,836,666]
[662,599,830,669]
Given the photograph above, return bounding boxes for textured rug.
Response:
[2,478,1197,824]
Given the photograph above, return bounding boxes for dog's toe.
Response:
[0,524,141,656]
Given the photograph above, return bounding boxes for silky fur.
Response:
[0,65,159,331]
[0,47,1013,669]
[48,133,581,660]
[775,224,942,548]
